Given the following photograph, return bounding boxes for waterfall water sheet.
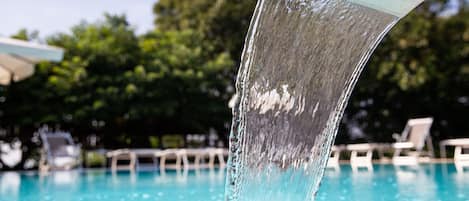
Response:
[226,0,423,201]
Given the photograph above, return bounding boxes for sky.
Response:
[0,0,464,38]
[0,0,157,38]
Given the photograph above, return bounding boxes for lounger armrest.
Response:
[392,133,402,141]
[393,142,414,149]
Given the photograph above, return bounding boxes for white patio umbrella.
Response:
[0,37,64,85]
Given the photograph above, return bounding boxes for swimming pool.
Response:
[0,164,467,201]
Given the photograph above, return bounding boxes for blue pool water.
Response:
[0,164,468,201]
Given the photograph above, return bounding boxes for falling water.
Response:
[226,0,423,201]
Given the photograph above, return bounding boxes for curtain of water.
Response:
[226,0,421,201]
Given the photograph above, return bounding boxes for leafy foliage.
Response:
[0,14,233,150]
[340,4,469,143]
[153,0,469,144]
[154,0,256,65]
[0,1,467,160]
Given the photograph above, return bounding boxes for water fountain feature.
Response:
[225,0,423,200]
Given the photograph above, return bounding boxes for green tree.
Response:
[0,0,467,164]
[154,0,469,145]
[154,0,257,66]
[136,30,234,134]
[339,5,469,143]
[1,13,235,150]
[1,14,141,148]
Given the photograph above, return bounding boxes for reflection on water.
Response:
[351,167,374,201]
[448,163,469,200]
[395,165,437,200]
[317,164,469,201]
[0,169,226,201]
[1,165,469,201]
[52,171,80,185]
[324,165,341,177]
[455,161,469,173]
[0,172,20,201]
[351,162,373,173]
[111,170,137,185]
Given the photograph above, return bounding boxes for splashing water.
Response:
[225,0,423,201]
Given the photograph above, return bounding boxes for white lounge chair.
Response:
[106,149,137,171]
[347,143,374,170]
[209,148,228,168]
[392,117,434,165]
[439,138,469,160]
[156,149,189,171]
[191,148,228,169]
[0,140,22,168]
[327,146,341,169]
[438,138,469,171]
[454,145,469,171]
[344,118,434,166]
[106,148,163,171]
[191,149,212,169]
[39,130,81,171]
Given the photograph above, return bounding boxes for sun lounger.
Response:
[343,118,434,166]
[435,138,469,172]
[454,145,469,169]
[156,149,189,171]
[347,143,375,169]
[106,147,229,171]
[39,130,81,171]
[192,148,228,169]
[392,117,434,165]
[154,148,228,171]
[107,149,165,171]
[210,148,228,168]
[327,146,341,169]
[439,138,469,158]
[107,149,137,171]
